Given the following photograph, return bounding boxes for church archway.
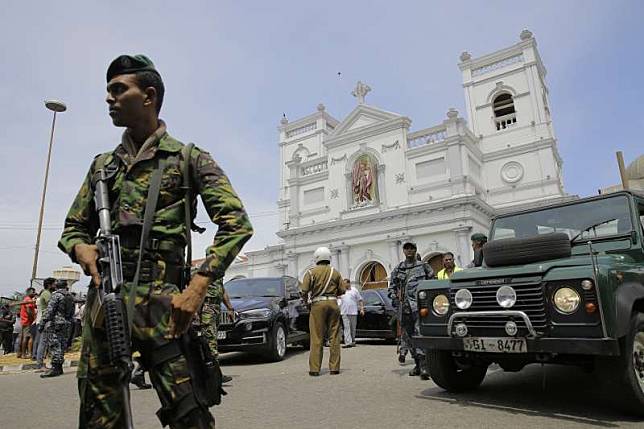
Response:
[359,261,388,290]
[422,251,445,277]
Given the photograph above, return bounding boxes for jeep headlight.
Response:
[454,289,473,310]
[239,308,272,319]
[432,294,450,316]
[553,287,580,314]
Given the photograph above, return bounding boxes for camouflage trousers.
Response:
[400,311,425,363]
[197,300,221,358]
[77,284,216,429]
[48,322,71,365]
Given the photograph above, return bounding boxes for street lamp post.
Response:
[31,99,67,281]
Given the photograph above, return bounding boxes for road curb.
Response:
[0,360,79,373]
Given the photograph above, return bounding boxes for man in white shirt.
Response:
[339,280,364,348]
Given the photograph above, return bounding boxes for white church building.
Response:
[224,30,573,288]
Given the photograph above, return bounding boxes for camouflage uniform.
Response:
[389,260,432,369]
[41,288,74,366]
[196,279,224,358]
[58,123,253,429]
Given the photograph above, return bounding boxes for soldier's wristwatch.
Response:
[196,269,217,281]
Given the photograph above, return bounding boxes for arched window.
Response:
[493,93,517,131]
[359,261,388,290]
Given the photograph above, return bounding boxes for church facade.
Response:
[225,30,572,288]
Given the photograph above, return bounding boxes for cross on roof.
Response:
[352,81,371,104]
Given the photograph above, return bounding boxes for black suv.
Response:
[217,276,309,361]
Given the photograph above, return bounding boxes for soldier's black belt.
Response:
[122,260,183,285]
[119,233,182,254]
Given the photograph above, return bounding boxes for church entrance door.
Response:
[359,261,388,290]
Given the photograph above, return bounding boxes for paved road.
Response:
[1,341,642,428]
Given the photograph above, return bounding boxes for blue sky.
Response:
[1,1,643,295]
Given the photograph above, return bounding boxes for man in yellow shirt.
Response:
[436,252,462,279]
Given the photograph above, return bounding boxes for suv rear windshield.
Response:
[225,278,282,298]
[491,195,633,242]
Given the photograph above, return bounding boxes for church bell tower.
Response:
[458,29,565,207]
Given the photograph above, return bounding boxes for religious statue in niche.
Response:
[351,154,378,207]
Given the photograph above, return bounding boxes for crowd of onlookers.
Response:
[0,278,85,369]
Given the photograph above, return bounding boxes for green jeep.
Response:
[414,191,644,414]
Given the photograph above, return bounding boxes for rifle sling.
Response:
[181,143,195,280]
[127,157,166,333]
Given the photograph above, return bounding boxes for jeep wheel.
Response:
[427,350,487,392]
[265,323,287,362]
[597,313,644,416]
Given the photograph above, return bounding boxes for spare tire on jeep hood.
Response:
[483,233,571,267]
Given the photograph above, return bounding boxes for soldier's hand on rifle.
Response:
[167,273,209,338]
[74,244,101,287]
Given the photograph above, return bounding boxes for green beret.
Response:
[106,54,160,82]
[471,232,488,242]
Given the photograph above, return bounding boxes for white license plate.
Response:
[462,337,526,353]
[217,331,227,340]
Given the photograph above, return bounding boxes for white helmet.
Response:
[313,247,332,263]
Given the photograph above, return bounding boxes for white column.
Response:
[288,160,301,228]
[453,227,471,268]
[338,245,350,279]
[287,252,299,278]
[330,248,340,270]
[274,263,287,277]
[387,239,400,271]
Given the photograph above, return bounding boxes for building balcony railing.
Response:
[407,125,448,149]
[301,160,328,176]
[286,122,317,139]
[495,113,517,131]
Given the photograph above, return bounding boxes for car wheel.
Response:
[598,312,644,416]
[427,350,487,392]
[265,323,287,362]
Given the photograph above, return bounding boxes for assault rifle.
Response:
[390,270,406,353]
[93,167,134,429]
[392,268,408,355]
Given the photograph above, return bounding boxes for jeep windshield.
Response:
[225,278,282,298]
[491,195,633,243]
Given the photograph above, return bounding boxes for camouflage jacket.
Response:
[58,124,253,280]
[389,260,432,305]
[206,278,224,303]
[42,289,74,326]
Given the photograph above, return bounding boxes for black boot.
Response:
[420,360,430,380]
[131,372,152,389]
[408,365,420,376]
[40,363,63,378]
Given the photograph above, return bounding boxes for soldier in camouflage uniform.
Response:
[39,280,74,378]
[199,279,224,356]
[193,275,234,383]
[388,242,432,380]
[58,55,253,428]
